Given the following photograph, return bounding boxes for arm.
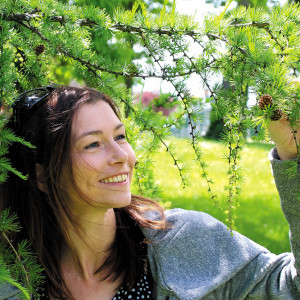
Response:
[144,118,300,299]
[267,117,300,271]
[209,117,300,299]
[145,153,300,299]
[211,118,300,299]
[233,148,300,299]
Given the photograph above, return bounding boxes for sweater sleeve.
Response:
[145,148,300,300]
[243,148,300,299]
[268,148,300,272]
[0,283,21,300]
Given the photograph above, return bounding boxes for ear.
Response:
[36,163,47,193]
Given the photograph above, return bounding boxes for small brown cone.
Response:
[259,94,273,110]
[34,44,45,56]
[270,108,283,121]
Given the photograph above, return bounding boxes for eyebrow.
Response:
[76,123,125,141]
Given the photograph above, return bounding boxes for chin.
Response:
[113,198,132,208]
[107,194,132,209]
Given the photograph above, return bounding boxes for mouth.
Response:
[99,173,128,184]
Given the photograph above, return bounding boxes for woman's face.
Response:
[63,100,136,212]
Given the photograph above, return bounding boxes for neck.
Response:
[61,208,117,282]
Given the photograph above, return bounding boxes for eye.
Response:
[84,142,100,150]
[115,134,126,141]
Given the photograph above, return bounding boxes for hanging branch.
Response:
[133,139,157,195]
[222,46,250,229]
[136,32,199,187]
[167,37,218,202]
[119,98,188,188]
[225,126,237,232]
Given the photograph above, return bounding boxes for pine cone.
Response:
[259,94,273,110]
[270,108,283,121]
[34,44,45,56]
[259,94,283,120]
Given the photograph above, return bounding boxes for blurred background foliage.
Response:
[51,0,169,89]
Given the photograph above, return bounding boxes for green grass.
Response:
[149,138,290,255]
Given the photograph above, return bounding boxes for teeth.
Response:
[100,174,128,183]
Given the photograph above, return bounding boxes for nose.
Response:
[107,141,128,165]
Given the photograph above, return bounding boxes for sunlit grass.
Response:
[148,138,290,255]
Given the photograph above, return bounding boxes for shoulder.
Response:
[142,208,236,243]
[142,208,267,261]
[142,209,271,298]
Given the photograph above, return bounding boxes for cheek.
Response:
[73,152,104,173]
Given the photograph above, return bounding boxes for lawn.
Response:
[147,138,290,255]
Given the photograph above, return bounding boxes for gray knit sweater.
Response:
[0,148,299,299]
[141,148,300,299]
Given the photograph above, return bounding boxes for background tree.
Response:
[0,0,300,296]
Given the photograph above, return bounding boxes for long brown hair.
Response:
[0,86,166,299]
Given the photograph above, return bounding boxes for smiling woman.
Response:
[0,85,300,300]
[0,86,166,300]
[64,101,136,211]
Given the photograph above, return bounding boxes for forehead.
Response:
[71,101,121,137]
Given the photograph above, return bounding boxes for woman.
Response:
[0,85,299,300]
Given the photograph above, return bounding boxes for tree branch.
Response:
[3,11,287,58]
[230,21,285,51]
[10,16,215,81]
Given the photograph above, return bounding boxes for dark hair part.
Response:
[0,86,166,299]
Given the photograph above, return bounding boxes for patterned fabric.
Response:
[35,268,154,299]
[112,270,154,300]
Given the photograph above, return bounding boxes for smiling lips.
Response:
[100,174,128,183]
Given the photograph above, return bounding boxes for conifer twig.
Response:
[137,31,217,196]
[230,21,285,51]
[1,232,31,293]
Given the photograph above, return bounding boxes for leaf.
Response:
[0,209,21,233]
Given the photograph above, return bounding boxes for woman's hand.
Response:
[268,117,300,160]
